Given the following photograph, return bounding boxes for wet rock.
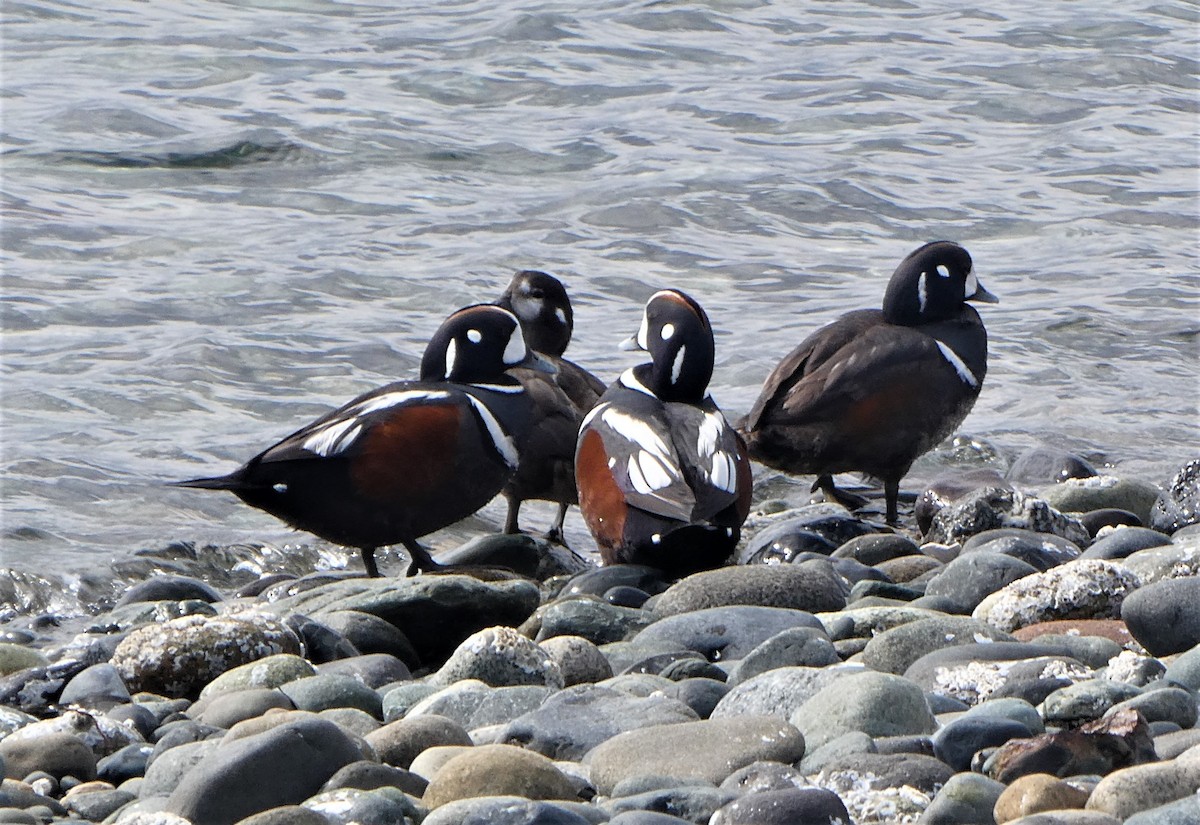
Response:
[933,716,1033,772]
[1150,459,1200,534]
[861,615,1014,675]
[972,559,1140,633]
[498,684,696,760]
[199,653,316,699]
[739,506,883,564]
[789,670,935,752]
[111,613,302,699]
[162,717,361,825]
[1080,508,1142,536]
[560,565,670,600]
[711,665,865,720]
[993,772,1090,822]
[533,598,654,646]
[430,626,563,689]
[584,716,805,795]
[1007,446,1097,485]
[916,468,1012,533]
[539,635,612,686]
[1084,757,1200,820]
[278,673,383,718]
[407,681,552,730]
[960,528,1083,571]
[363,714,472,769]
[266,575,541,665]
[423,744,578,808]
[1121,576,1200,656]
[983,708,1155,783]
[633,606,824,662]
[1079,526,1171,560]
[116,576,223,607]
[832,534,921,566]
[924,487,1091,548]
[436,533,591,580]
[709,787,850,825]
[918,770,1005,825]
[651,562,848,616]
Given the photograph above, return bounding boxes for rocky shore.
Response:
[0,453,1197,825]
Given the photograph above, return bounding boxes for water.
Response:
[2,0,1197,615]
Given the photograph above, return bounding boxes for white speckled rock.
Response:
[111,611,302,698]
[1,708,142,757]
[431,626,564,689]
[972,559,1141,633]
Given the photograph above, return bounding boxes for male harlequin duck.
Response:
[575,289,752,577]
[494,270,605,543]
[739,241,998,525]
[174,304,548,577]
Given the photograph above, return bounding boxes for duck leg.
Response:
[359,547,381,579]
[402,540,444,576]
[812,474,869,512]
[883,478,901,526]
[544,502,570,546]
[503,496,522,535]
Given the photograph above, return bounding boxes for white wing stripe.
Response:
[303,418,362,457]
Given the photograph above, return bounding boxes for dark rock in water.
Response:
[163,717,361,825]
[651,562,848,616]
[915,469,1011,534]
[738,506,885,564]
[1122,577,1200,656]
[436,532,592,579]
[320,610,420,669]
[1080,525,1171,560]
[1080,508,1142,536]
[635,606,825,662]
[0,731,97,781]
[709,787,850,825]
[0,661,88,717]
[920,771,1006,825]
[922,550,1039,612]
[116,575,223,606]
[284,613,358,663]
[562,565,671,599]
[924,487,1091,548]
[982,707,1155,783]
[320,759,427,796]
[1151,459,1200,534]
[818,752,955,793]
[936,715,1034,773]
[500,684,698,761]
[1007,445,1097,485]
[961,527,1082,571]
[861,616,1013,675]
[264,575,540,666]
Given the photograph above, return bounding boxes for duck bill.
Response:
[618,333,644,352]
[521,351,557,374]
[970,282,1000,304]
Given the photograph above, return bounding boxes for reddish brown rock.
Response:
[984,708,1155,784]
[1012,619,1132,646]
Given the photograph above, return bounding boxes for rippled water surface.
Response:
[2,0,1197,613]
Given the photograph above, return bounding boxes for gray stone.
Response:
[584,716,805,795]
[163,717,360,825]
[317,707,381,738]
[606,787,737,823]
[380,683,440,722]
[498,684,698,760]
[1122,576,1200,656]
[538,635,612,686]
[1080,526,1172,559]
[199,654,316,699]
[711,665,865,720]
[1084,758,1200,820]
[430,626,564,689]
[1041,474,1161,525]
[960,528,1083,571]
[904,642,1090,705]
[925,487,1091,548]
[421,796,594,825]
[958,696,1045,734]
[141,740,222,797]
[0,645,50,677]
[1110,686,1198,729]
[788,670,935,752]
[58,664,132,710]
[819,751,955,793]
[235,805,332,825]
[662,677,728,719]
[193,688,295,729]
[1163,643,1200,691]
[633,606,824,662]
[719,761,807,794]
[817,604,949,641]
[533,598,654,646]
[112,613,301,700]
[266,575,541,665]
[363,714,472,769]
[321,611,420,668]
[832,533,921,565]
[918,771,1005,825]
[1122,534,1200,583]
[1124,793,1200,825]
[407,681,553,730]
[278,673,383,718]
[860,616,1013,674]
[0,731,97,782]
[1041,679,1144,727]
[726,627,840,684]
[651,561,848,616]
[63,788,137,821]
[972,558,1141,633]
[423,744,577,807]
[797,731,876,775]
[117,576,222,606]
[1007,446,1097,485]
[314,653,412,689]
[1150,459,1200,534]
[932,716,1032,771]
[319,759,426,796]
[923,551,1039,611]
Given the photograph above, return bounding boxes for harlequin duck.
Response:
[739,241,997,525]
[494,270,605,542]
[174,304,548,577]
[575,289,752,576]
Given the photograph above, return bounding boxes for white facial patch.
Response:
[464,394,520,468]
[937,264,951,278]
[660,323,675,341]
[917,272,928,314]
[503,329,527,365]
[936,341,979,388]
[555,307,567,325]
[467,328,482,344]
[671,345,686,384]
[964,266,978,299]
[444,340,458,378]
[635,311,650,350]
